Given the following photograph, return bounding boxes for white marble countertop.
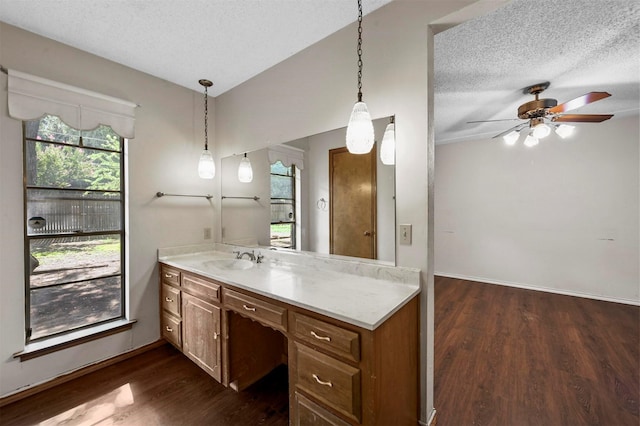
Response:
[158,244,420,330]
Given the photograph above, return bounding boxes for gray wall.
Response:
[435,114,640,304]
[0,22,215,397]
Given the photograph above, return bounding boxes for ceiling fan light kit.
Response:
[555,124,575,139]
[503,130,520,145]
[472,81,614,148]
[524,134,539,148]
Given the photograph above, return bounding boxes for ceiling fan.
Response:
[468,82,614,147]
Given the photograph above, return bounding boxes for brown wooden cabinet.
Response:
[159,262,418,425]
[159,265,223,382]
[182,292,222,382]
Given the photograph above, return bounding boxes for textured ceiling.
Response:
[435,0,640,144]
[1,0,638,143]
[0,0,392,96]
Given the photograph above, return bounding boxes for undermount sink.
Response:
[204,258,254,271]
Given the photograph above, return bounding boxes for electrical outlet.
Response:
[204,227,212,240]
[399,224,412,245]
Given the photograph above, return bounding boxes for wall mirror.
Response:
[220,116,396,265]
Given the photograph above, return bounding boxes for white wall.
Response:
[0,23,216,397]
[213,1,480,422]
[435,114,640,304]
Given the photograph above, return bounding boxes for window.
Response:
[24,114,125,342]
[270,161,296,248]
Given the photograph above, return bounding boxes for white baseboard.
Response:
[427,409,437,426]
[419,408,437,426]
[434,272,640,306]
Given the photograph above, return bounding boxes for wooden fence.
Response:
[28,197,121,235]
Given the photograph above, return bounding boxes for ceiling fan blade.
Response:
[548,92,611,114]
[467,119,521,123]
[492,122,528,139]
[552,114,614,123]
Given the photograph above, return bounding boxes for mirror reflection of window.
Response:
[270,161,297,248]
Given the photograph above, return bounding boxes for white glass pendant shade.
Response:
[346,101,375,154]
[238,154,253,183]
[198,149,215,179]
[524,134,539,147]
[555,124,575,139]
[503,130,520,146]
[380,122,395,165]
[532,122,551,139]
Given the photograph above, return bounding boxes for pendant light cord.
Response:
[203,84,209,151]
[356,0,363,102]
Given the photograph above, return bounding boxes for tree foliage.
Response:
[30,115,121,191]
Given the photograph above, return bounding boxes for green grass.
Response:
[270,223,292,234]
[32,239,120,259]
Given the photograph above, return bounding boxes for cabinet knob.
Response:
[363,231,372,236]
[310,330,331,342]
[165,326,173,332]
[242,304,257,312]
[213,332,219,340]
[165,297,173,302]
[312,374,333,387]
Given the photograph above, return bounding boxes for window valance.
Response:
[7,69,137,138]
[268,145,305,170]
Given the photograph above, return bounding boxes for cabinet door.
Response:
[182,292,222,382]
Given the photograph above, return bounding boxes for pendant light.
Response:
[345,0,374,154]
[197,79,215,179]
[238,153,253,183]
[380,116,395,165]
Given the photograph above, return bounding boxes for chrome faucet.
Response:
[233,250,256,261]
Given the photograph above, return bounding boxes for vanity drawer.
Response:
[162,312,182,348]
[294,392,351,426]
[224,288,287,332]
[162,284,181,317]
[294,342,361,423]
[161,265,180,286]
[291,312,360,363]
[182,273,220,303]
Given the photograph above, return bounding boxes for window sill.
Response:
[14,319,137,362]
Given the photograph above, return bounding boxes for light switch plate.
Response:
[399,224,412,245]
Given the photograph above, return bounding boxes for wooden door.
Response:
[329,146,377,259]
[182,293,222,382]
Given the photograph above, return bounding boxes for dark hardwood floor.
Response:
[435,276,639,426]
[0,344,289,426]
[2,278,637,425]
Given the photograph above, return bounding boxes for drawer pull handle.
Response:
[312,374,333,387]
[243,304,257,312]
[164,297,174,302]
[164,273,174,278]
[213,332,219,340]
[165,326,173,332]
[310,331,331,342]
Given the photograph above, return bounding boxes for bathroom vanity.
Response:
[158,245,420,425]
